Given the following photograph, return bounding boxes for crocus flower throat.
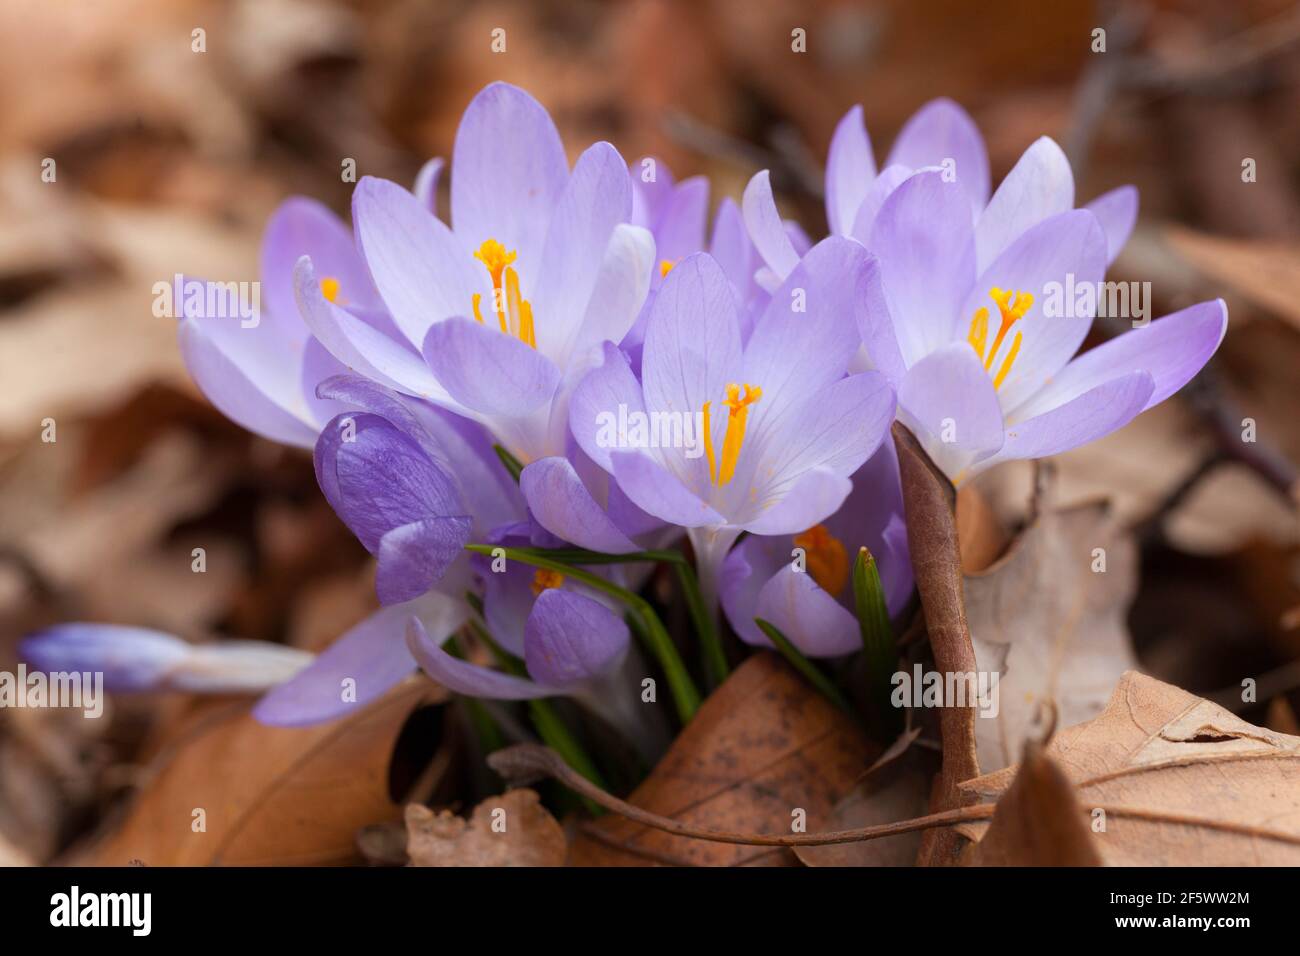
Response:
[793,523,849,596]
[967,287,1033,389]
[702,383,762,486]
[472,239,536,348]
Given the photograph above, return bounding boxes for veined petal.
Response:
[825,105,877,236]
[741,468,852,537]
[568,341,646,472]
[885,98,989,216]
[407,617,551,700]
[610,450,725,528]
[755,565,861,657]
[1085,184,1138,266]
[450,81,568,268]
[848,163,911,245]
[742,170,800,280]
[422,316,561,416]
[519,456,640,554]
[975,136,1075,273]
[523,589,630,687]
[562,223,655,368]
[655,175,710,263]
[897,342,1004,479]
[413,157,445,218]
[376,515,474,605]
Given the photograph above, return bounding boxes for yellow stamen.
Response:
[531,568,564,596]
[966,286,1033,389]
[473,239,538,348]
[703,383,762,486]
[320,276,341,304]
[660,259,677,278]
[793,524,849,596]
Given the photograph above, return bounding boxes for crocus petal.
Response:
[655,175,710,263]
[719,537,784,646]
[869,169,977,365]
[300,336,351,428]
[523,589,630,687]
[450,81,568,268]
[261,197,375,331]
[848,164,911,245]
[255,593,466,726]
[317,413,465,552]
[897,342,1004,478]
[610,450,725,528]
[975,136,1075,272]
[413,157,444,218]
[531,141,633,354]
[1085,184,1138,266]
[983,370,1154,467]
[561,223,655,368]
[742,468,853,536]
[1015,299,1228,420]
[885,97,989,216]
[825,105,877,237]
[178,317,317,448]
[708,197,758,300]
[422,316,560,416]
[754,565,861,657]
[353,176,480,349]
[519,456,640,554]
[407,617,551,700]
[294,255,452,401]
[568,341,647,471]
[376,515,474,605]
[742,170,800,280]
[965,208,1106,413]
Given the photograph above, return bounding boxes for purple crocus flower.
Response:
[855,168,1227,481]
[720,440,911,658]
[567,240,896,609]
[20,624,311,693]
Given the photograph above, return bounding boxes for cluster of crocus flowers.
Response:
[24,82,1227,761]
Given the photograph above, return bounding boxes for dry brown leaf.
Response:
[567,652,875,867]
[406,789,565,867]
[966,496,1139,772]
[1167,226,1300,330]
[956,484,1009,573]
[962,738,1102,866]
[794,729,936,867]
[1268,697,1300,736]
[956,671,1300,865]
[76,676,446,866]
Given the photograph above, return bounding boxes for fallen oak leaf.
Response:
[73,676,447,866]
[405,789,565,867]
[955,671,1300,865]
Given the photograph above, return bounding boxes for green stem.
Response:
[500,546,685,566]
[467,544,701,723]
[755,618,852,713]
[493,444,524,483]
[674,562,728,688]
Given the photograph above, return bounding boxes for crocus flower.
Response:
[567,239,896,608]
[854,168,1227,481]
[20,625,312,693]
[720,440,912,657]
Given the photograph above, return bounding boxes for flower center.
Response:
[659,258,678,278]
[530,568,564,596]
[792,523,849,596]
[967,287,1033,390]
[472,239,536,348]
[320,276,342,304]
[702,383,762,486]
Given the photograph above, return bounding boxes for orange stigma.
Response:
[472,239,535,348]
[967,286,1033,390]
[702,383,762,486]
[530,568,564,596]
[319,276,342,304]
[793,524,849,596]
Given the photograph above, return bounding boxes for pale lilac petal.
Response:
[975,137,1075,272]
[568,342,646,471]
[610,450,725,528]
[853,245,907,386]
[294,255,452,400]
[886,98,989,215]
[178,317,317,448]
[407,617,551,700]
[708,197,759,299]
[984,370,1154,466]
[530,142,632,353]
[1016,299,1227,419]
[655,175,710,263]
[353,176,480,348]
[376,515,475,605]
[300,336,351,428]
[255,593,466,726]
[742,468,853,536]
[720,537,785,646]
[742,170,800,279]
[519,456,640,554]
[1085,184,1138,266]
[965,208,1107,412]
[562,223,655,366]
[413,157,444,218]
[869,169,977,365]
[849,164,911,245]
[422,316,560,416]
[630,156,675,226]
[755,565,861,657]
[450,82,568,268]
[785,220,813,256]
[523,589,630,687]
[897,342,1004,478]
[261,197,375,331]
[825,105,877,236]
